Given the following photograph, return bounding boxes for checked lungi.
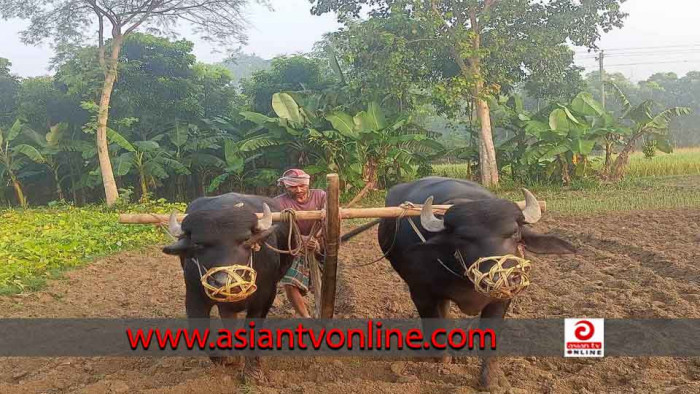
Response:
[280,251,324,296]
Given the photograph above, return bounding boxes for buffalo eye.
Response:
[190,241,209,250]
[511,228,522,241]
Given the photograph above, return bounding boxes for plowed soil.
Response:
[1,208,699,393]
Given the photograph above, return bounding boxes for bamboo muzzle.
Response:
[200,264,258,303]
[466,254,532,300]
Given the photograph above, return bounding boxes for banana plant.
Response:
[0,119,30,207]
[111,134,190,202]
[238,92,331,168]
[207,139,262,193]
[12,122,93,202]
[165,120,226,199]
[325,101,443,206]
[503,92,624,184]
[606,82,691,181]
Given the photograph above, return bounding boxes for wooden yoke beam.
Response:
[118,200,546,224]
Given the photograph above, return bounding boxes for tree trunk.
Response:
[68,156,78,204]
[601,137,614,178]
[610,134,643,181]
[559,155,571,186]
[139,169,149,203]
[450,25,499,187]
[52,167,65,201]
[345,159,378,208]
[475,91,499,187]
[9,172,26,208]
[97,34,123,206]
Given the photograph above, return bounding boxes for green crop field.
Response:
[625,147,700,177]
[0,201,186,295]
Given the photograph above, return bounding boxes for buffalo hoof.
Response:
[480,364,511,393]
[209,356,238,366]
[240,359,267,385]
[434,354,452,364]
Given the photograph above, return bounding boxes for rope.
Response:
[349,203,412,267]
[406,217,469,280]
[261,207,324,316]
[307,250,323,318]
[264,209,306,256]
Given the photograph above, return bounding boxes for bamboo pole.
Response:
[118,200,546,224]
[321,174,340,319]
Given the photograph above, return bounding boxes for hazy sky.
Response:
[1,0,699,82]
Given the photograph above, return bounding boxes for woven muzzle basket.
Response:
[466,254,532,300]
[200,265,258,303]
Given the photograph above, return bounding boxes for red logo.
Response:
[574,320,595,341]
[565,318,604,357]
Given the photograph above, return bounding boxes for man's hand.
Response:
[301,235,320,253]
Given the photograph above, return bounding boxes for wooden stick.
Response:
[118,200,546,224]
[321,174,340,319]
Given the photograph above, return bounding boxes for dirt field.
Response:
[1,208,700,393]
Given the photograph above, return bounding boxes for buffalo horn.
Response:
[168,211,183,237]
[521,188,542,224]
[420,196,446,232]
[256,203,273,231]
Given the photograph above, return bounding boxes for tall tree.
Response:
[0,58,20,127]
[310,0,627,187]
[240,55,332,114]
[220,50,272,88]
[2,0,258,205]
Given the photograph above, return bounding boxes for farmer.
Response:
[274,168,327,318]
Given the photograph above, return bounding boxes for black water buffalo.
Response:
[344,176,576,390]
[162,193,295,382]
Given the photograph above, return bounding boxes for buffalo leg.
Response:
[478,301,512,391]
[239,290,276,384]
[437,299,453,364]
[218,306,240,367]
[184,291,222,365]
[438,299,451,319]
[410,290,450,362]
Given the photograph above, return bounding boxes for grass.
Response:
[431,163,471,179]
[343,175,700,220]
[494,175,700,215]
[626,147,700,177]
[427,147,700,215]
[431,147,700,180]
[0,200,186,295]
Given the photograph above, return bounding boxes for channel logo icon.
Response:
[564,319,604,357]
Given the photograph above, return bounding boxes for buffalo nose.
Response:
[208,272,229,288]
[502,259,518,269]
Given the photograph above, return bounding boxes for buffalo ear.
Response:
[163,238,190,255]
[521,226,577,254]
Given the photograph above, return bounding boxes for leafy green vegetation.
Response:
[0,200,185,295]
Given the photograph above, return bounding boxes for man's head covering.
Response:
[277,168,311,187]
